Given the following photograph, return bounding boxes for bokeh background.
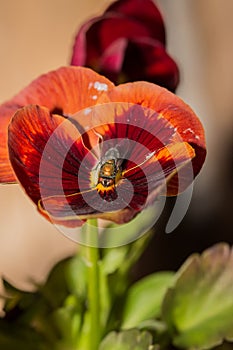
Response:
[0,0,232,298]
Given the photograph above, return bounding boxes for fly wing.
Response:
[102,139,130,164]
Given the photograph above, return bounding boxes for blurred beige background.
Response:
[0,0,232,296]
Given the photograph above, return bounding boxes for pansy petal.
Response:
[70,18,96,66]
[11,66,114,115]
[39,142,195,226]
[0,66,114,182]
[98,82,206,194]
[123,142,195,209]
[105,0,166,44]
[0,103,22,182]
[39,188,137,226]
[71,14,156,69]
[121,38,179,91]
[86,102,185,168]
[100,38,128,73]
[98,82,205,147]
[8,105,97,207]
[94,16,150,53]
[72,15,152,69]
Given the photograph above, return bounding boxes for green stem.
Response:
[85,218,100,350]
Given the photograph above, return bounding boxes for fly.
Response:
[92,139,130,189]
[98,159,119,187]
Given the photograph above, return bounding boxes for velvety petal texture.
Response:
[120,38,179,91]
[0,103,22,183]
[71,0,179,90]
[98,82,206,195]
[0,66,113,182]
[8,105,98,227]
[2,67,205,227]
[105,0,166,44]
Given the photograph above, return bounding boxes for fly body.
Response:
[98,159,118,187]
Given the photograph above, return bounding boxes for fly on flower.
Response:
[99,158,119,187]
[0,67,206,234]
[93,140,129,192]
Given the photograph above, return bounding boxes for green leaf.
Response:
[75,311,91,350]
[65,255,87,298]
[99,329,156,350]
[102,246,129,275]
[122,272,174,329]
[52,295,81,341]
[99,261,111,328]
[162,243,233,349]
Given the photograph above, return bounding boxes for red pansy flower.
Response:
[70,0,179,91]
[0,67,206,227]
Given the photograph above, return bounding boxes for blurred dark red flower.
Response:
[0,67,205,227]
[70,0,179,92]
